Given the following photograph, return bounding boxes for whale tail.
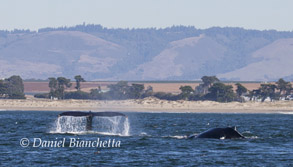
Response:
[58,111,126,117]
[58,111,126,130]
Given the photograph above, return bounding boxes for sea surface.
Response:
[0,111,292,167]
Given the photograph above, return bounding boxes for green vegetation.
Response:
[201,76,219,87]
[128,84,145,99]
[89,86,102,100]
[74,75,85,91]
[153,92,178,101]
[179,86,194,100]
[200,76,220,94]
[0,75,25,99]
[103,81,146,100]
[249,78,292,102]
[36,78,148,100]
[205,83,235,102]
[48,77,72,99]
[0,80,5,97]
[31,75,293,103]
[106,81,131,100]
[34,93,49,99]
[276,78,292,98]
[236,83,248,97]
[235,83,248,102]
[259,84,277,102]
[64,91,90,99]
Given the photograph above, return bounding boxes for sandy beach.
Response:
[1,96,293,114]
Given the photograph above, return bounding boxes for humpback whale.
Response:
[58,111,126,117]
[188,127,245,139]
[58,111,126,130]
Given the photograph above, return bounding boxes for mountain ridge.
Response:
[1,25,293,81]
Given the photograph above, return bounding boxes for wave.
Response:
[163,135,188,139]
[278,111,293,114]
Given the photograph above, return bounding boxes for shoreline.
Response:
[0,97,293,114]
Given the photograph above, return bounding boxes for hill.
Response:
[1,25,293,81]
[218,38,293,81]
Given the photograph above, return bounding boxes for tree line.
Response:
[249,79,292,102]
[33,75,293,103]
[34,76,151,100]
[0,74,292,102]
[171,77,292,102]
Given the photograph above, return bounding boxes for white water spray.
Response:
[92,116,130,136]
[52,116,87,133]
[50,116,130,136]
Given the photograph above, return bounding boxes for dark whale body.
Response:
[58,111,126,130]
[58,111,126,117]
[188,127,245,139]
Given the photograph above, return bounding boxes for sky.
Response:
[0,0,292,31]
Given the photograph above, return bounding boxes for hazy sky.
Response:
[0,0,292,31]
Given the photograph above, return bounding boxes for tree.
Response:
[48,77,72,99]
[128,84,145,99]
[57,77,72,99]
[5,75,25,99]
[64,91,90,99]
[107,81,130,100]
[235,83,248,102]
[0,80,6,97]
[179,85,194,100]
[153,92,178,100]
[106,82,146,99]
[90,86,102,100]
[206,82,235,102]
[201,76,220,87]
[248,89,260,101]
[48,77,58,98]
[143,86,153,97]
[194,84,205,95]
[276,78,292,98]
[200,76,220,94]
[235,83,247,96]
[74,75,85,91]
[259,83,277,102]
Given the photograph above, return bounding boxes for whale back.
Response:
[193,127,244,139]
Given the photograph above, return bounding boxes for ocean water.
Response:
[0,111,292,167]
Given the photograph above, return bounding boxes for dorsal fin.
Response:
[228,126,237,130]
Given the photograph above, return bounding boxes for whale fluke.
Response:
[58,111,126,117]
[58,111,126,130]
[188,127,245,139]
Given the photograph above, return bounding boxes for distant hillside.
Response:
[218,38,293,81]
[1,25,293,81]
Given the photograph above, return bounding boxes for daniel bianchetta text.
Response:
[20,138,121,148]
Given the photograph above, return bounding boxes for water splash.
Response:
[53,116,87,133]
[92,116,130,136]
[50,116,130,136]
